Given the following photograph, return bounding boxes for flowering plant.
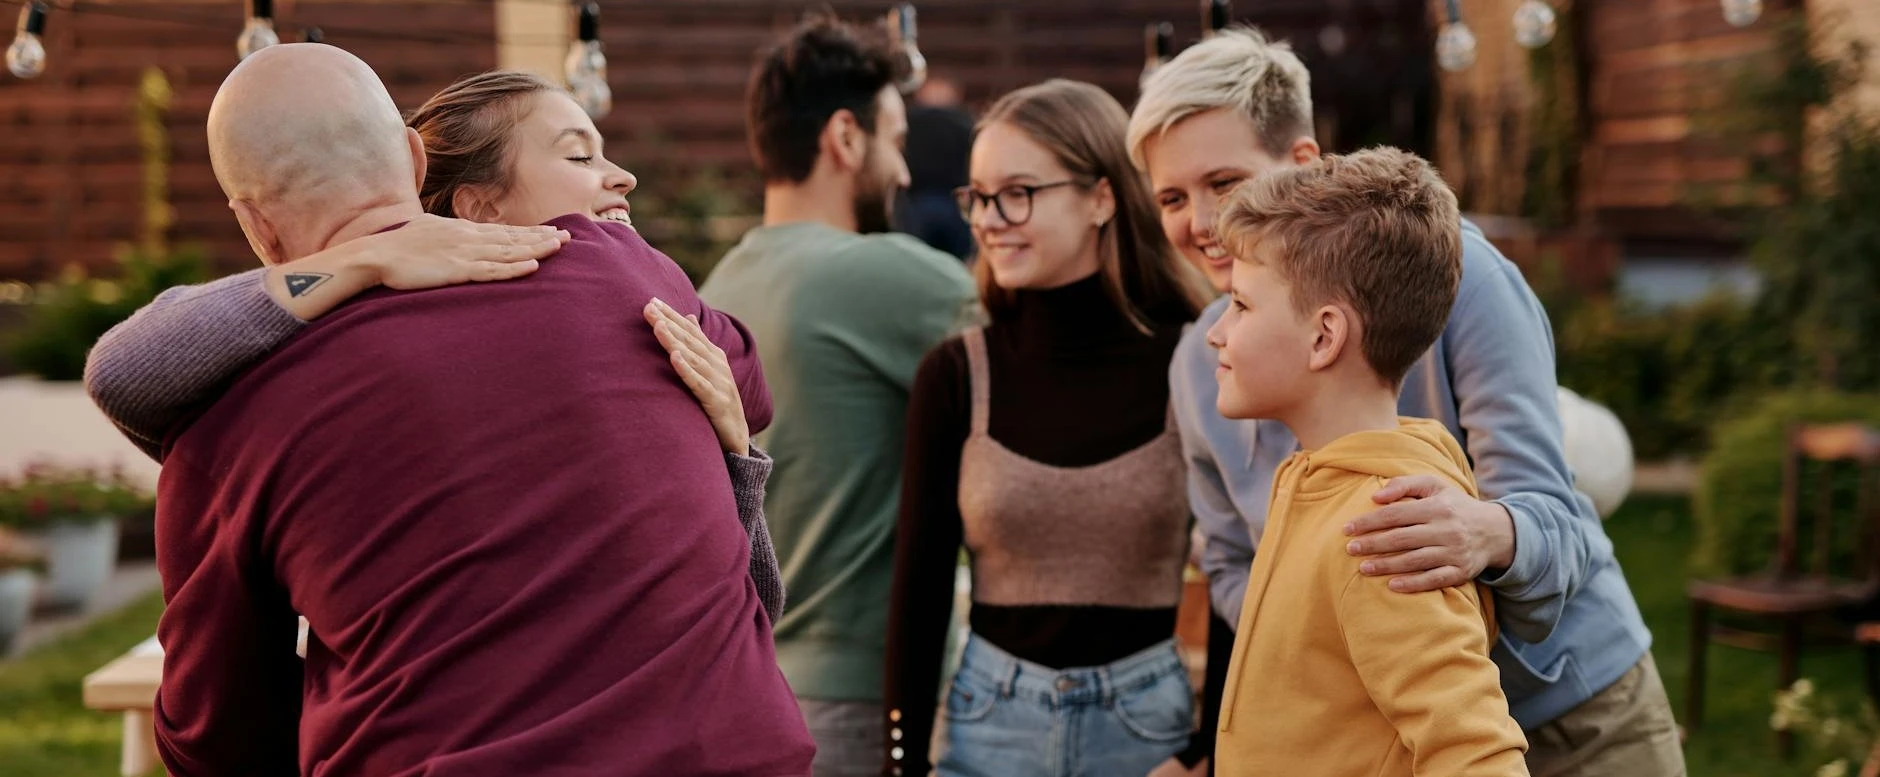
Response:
[0,460,153,530]
[1772,678,1880,777]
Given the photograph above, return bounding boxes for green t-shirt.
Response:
[700,222,979,702]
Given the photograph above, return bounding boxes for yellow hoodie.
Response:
[1215,418,1528,777]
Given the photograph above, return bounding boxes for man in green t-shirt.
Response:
[699,15,979,777]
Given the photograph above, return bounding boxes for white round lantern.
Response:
[1556,386,1634,519]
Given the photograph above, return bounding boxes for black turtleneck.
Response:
[884,272,1209,775]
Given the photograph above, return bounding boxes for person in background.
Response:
[884,78,1215,777]
[896,76,977,260]
[1128,27,1682,776]
[700,15,980,777]
[1206,146,1527,776]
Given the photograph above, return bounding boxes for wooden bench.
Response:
[82,636,163,777]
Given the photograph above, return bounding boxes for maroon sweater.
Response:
[153,215,813,777]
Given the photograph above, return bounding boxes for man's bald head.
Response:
[208,44,417,214]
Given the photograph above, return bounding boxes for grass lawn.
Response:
[0,494,1871,776]
[0,591,165,777]
[1613,495,1873,776]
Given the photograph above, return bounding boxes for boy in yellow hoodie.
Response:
[1206,147,1529,777]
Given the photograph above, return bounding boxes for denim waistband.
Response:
[954,631,1185,707]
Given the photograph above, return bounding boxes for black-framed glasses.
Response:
[953,180,1083,226]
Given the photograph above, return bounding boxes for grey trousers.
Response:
[797,699,886,777]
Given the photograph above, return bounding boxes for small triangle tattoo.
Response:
[285,272,333,298]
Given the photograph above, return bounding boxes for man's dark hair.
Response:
[745,13,900,183]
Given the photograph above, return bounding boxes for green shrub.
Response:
[1553,291,1784,460]
[5,245,213,381]
[1690,390,1880,578]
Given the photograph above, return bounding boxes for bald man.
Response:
[152,45,814,776]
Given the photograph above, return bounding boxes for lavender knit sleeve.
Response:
[84,268,306,462]
[726,445,785,623]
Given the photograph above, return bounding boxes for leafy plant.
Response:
[0,461,153,531]
[1702,15,1880,391]
[1773,678,1879,777]
[6,245,213,381]
[1522,0,1584,229]
[619,128,760,284]
[1551,289,1782,460]
[5,67,216,381]
[1691,391,1880,578]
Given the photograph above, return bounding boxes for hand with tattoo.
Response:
[265,215,570,321]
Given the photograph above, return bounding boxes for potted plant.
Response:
[0,527,44,655]
[0,461,150,612]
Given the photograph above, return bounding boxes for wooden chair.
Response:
[1687,422,1880,758]
[1861,623,1880,777]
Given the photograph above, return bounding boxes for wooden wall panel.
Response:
[1577,0,1803,239]
[1,0,1434,281]
[0,0,498,279]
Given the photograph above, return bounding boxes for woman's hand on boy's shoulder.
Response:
[1340,475,1516,594]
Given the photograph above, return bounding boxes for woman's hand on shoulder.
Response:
[362,214,568,290]
[645,297,750,456]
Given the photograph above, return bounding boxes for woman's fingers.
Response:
[647,300,719,358]
[470,259,540,282]
[671,349,712,396]
[480,233,566,264]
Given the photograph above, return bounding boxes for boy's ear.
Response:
[1307,304,1350,373]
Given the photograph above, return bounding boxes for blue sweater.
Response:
[1171,219,1652,729]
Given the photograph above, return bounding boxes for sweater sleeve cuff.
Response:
[726,445,772,526]
[1477,497,1542,596]
[233,268,315,330]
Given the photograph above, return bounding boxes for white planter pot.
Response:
[0,568,34,654]
[25,517,119,612]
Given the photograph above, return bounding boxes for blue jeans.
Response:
[936,633,1192,777]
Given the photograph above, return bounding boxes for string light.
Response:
[1513,0,1556,49]
[236,0,279,60]
[564,2,610,119]
[1721,0,1762,27]
[1140,21,1172,87]
[887,3,925,95]
[1201,0,1230,38]
[1436,0,1477,72]
[6,0,46,79]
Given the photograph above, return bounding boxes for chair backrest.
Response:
[1776,423,1880,582]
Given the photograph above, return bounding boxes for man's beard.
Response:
[853,146,896,234]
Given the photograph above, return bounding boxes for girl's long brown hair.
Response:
[974,79,1214,331]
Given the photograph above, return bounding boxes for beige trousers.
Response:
[1525,654,1687,777]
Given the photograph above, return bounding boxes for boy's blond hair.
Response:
[1217,147,1461,386]
[1126,27,1313,170]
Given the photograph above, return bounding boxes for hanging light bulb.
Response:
[887,4,926,95]
[1140,22,1173,87]
[1436,0,1477,72]
[1318,25,1349,57]
[1721,0,1763,27]
[237,0,280,61]
[564,2,611,118]
[7,1,48,80]
[1201,0,1231,39]
[1513,0,1557,49]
